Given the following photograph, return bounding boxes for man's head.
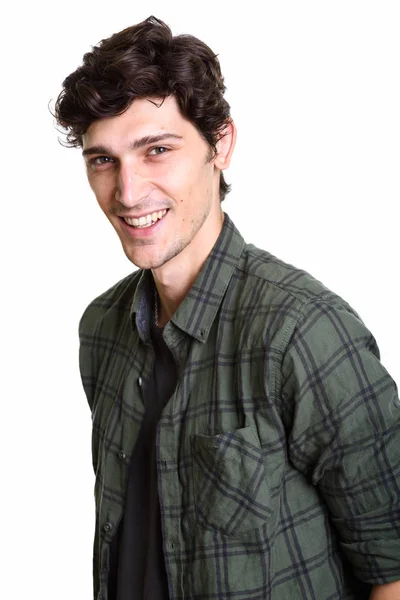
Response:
[55,16,236,271]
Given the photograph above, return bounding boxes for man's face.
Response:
[82,96,223,271]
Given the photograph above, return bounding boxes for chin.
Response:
[123,250,163,271]
[123,239,187,271]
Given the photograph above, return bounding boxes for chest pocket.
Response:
[191,426,272,536]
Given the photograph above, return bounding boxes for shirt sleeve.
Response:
[78,303,98,414]
[280,297,400,585]
[79,301,107,476]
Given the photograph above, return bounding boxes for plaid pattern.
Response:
[79,214,400,600]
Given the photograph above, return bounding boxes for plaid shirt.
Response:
[79,214,400,600]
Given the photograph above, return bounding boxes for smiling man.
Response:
[81,95,232,319]
[55,16,400,600]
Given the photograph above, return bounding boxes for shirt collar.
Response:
[130,213,246,344]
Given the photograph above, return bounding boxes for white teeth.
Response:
[124,209,167,228]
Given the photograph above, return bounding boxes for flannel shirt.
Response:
[79,213,400,600]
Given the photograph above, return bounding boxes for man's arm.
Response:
[370,581,400,599]
[281,297,400,587]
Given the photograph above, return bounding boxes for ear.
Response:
[213,119,237,171]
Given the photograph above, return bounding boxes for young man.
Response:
[55,16,400,600]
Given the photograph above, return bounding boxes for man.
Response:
[54,15,400,600]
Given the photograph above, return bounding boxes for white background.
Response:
[2,1,399,597]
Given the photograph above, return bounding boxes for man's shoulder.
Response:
[232,240,365,353]
[240,242,330,302]
[79,270,142,337]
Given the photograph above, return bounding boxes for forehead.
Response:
[83,96,190,147]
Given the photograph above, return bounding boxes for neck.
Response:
[152,210,224,327]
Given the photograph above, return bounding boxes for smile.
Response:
[123,209,168,229]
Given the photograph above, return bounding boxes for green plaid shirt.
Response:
[79,214,400,600]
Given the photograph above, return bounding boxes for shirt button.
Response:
[138,376,143,387]
[103,522,112,533]
[118,450,127,460]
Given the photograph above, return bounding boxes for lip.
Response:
[118,209,169,239]
[119,209,168,220]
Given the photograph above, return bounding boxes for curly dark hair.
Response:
[54,15,232,202]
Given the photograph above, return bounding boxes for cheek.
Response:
[175,171,206,202]
[163,157,201,190]
[158,171,189,202]
[88,174,115,206]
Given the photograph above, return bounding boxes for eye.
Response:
[88,156,115,170]
[148,146,169,156]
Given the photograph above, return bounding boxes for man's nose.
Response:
[115,164,149,208]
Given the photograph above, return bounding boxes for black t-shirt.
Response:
[108,320,178,599]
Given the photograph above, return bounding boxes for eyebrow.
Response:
[82,132,183,157]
